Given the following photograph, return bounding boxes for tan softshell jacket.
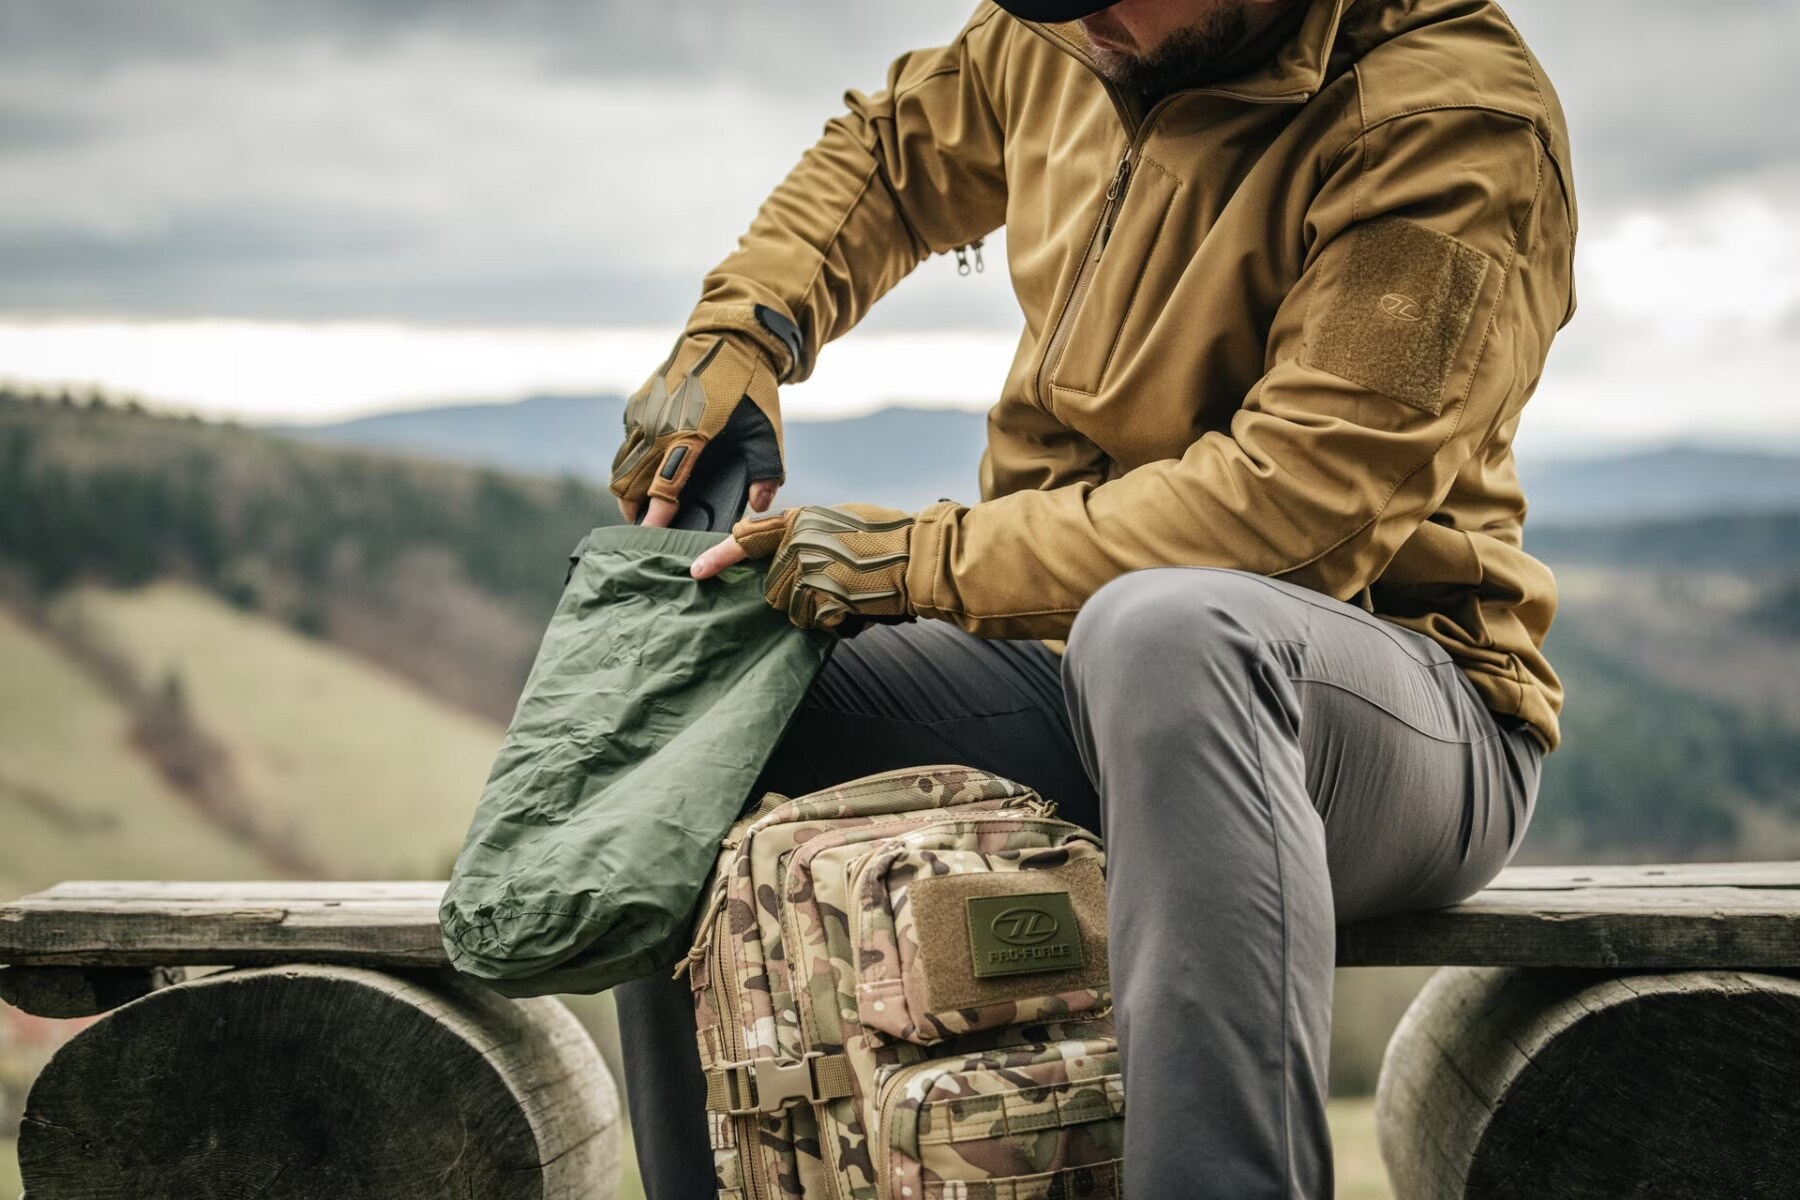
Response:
[682,0,1578,751]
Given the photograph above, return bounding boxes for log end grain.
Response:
[1377,967,1800,1200]
[18,964,622,1200]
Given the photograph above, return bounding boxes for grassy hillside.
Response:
[2,389,613,722]
[0,605,277,899]
[0,581,644,1196]
[54,582,502,878]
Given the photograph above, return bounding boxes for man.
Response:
[610,0,1575,1194]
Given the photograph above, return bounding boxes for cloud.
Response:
[0,319,1025,424]
[1503,0,1800,207]
[0,0,1795,400]
[1580,185,1800,343]
[1,1,986,97]
[0,6,1021,330]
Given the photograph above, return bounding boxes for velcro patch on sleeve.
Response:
[1304,216,1491,415]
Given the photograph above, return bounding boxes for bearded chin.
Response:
[1088,6,1252,98]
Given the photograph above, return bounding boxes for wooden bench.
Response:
[4,864,1799,1198]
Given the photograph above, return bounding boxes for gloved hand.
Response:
[609,328,787,522]
[730,502,930,634]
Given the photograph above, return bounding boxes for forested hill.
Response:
[1,389,617,721]
[4,388,1799,864]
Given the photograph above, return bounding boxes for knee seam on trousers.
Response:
[1290,677,1506,747]
[1244,639,1299,1197]
[1182,566,1449,666]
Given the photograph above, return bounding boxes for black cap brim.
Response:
[992,0,1114,22]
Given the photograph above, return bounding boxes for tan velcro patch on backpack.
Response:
[1305,216,1491,415]
[908,858,1110,1015]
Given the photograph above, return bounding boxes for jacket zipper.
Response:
[1033,95,1178,412]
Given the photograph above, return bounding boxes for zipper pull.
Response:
[954,238,987,276]
[672,868,733,980]
[1102,153,1133,246]
[1106,153,1132,203]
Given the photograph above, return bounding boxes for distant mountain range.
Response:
[279,394,1800,527]
[278,395,988,513]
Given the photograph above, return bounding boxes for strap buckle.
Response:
[719,1053,828,1115]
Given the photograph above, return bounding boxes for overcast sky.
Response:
[2,0,1798,452]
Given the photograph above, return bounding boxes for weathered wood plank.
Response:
[1479,862,1800,890]
[25,862,1797,907]
[38,881,445,901]
[0,885,446,967]
[6,866,1800,970]
[1337,885,1800,967]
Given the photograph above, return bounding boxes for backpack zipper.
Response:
[708,904,778,1200]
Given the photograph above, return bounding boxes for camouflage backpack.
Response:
[679,765,1124,1199]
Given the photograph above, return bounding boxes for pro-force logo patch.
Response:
[967,892,1085,979]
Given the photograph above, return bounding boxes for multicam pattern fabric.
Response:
[884,1040,1124,1198]
[685,765,1123,1200]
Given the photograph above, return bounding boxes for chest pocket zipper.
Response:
[1047,154,1184,400]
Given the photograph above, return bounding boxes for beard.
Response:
[1084,5,1254,99]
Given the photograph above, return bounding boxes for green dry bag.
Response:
[440,524,831,997]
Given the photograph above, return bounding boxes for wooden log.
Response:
[1376,967,1800,1199]
[0,964,183,1017]
[17,964,622,1200]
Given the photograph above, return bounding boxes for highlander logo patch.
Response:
[967,892,1084,979]
[1305,215,1491,415]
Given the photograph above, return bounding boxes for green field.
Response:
[54,582,504,880]
[0,584,647,1192]
[0,605,277,899]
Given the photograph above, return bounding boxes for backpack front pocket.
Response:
[853,820,1110,1045]
[874,1038,1124,1200]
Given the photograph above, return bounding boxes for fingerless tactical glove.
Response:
[732,502,929,634]
[610,324,791,509]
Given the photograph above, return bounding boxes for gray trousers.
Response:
[617,566,1544,1199]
